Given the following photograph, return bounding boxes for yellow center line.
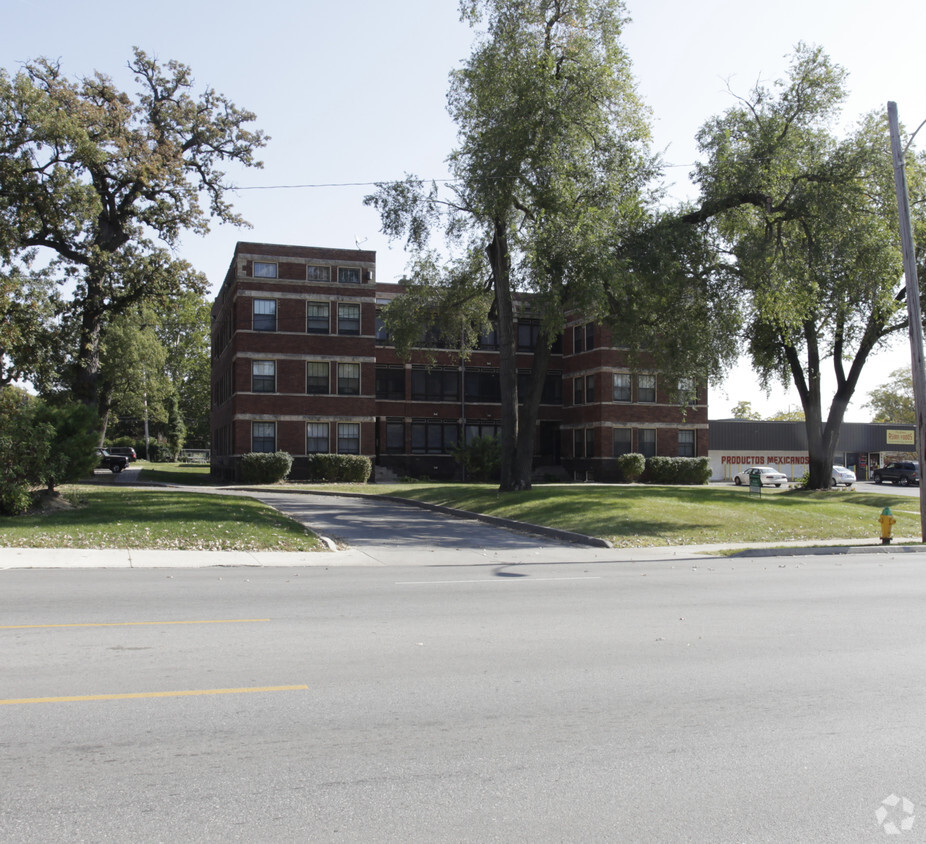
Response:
[0,685,308,705]
[0,619,270,630]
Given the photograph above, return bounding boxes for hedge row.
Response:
[304,454,372,484]
[642,456,712,485]
[239,452,294,484]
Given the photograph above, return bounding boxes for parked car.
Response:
[733,466,788,487]
[108,446,137,462]
[831,465,856,487]
[872,461,919,486]
[96,447,129,474]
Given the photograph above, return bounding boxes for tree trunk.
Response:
[512,331,554,490]
[487,219,521,491]
[74,286,104,409]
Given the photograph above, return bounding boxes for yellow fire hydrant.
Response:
[879,507,896,545]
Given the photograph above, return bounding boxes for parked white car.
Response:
[831,465,856,486]
[733,466,788,487]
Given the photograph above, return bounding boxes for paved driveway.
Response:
[244,491,594,567]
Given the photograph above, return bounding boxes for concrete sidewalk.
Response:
[1,537,923,569]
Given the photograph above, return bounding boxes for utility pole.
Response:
[888,101,926,542]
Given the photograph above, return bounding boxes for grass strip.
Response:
[0,486,322,551]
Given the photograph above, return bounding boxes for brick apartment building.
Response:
[210,241,708,482]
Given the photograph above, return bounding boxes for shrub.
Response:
[452,435,501,482]
[0,387,52,515]
[643,456,712,485]
[34,400,99,491]
[145,442,174,463]
[239,451,293,484]
[305,454,372,483]
[616,452,645,483]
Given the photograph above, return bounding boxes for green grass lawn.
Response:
[0,486,322,551]
[2,475,919,550]
[135,462,215,486]
[296,482,921,548]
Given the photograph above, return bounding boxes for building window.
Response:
[574,377,583,405]
[585,323,595,350]
[411,367,459,402]
[585,374,595,404]
[252,422,276,452]
[478,325,498,348]
[411,421,458,454]
[638,374,656,403]
[252,299,276,331]
[306,361,329,394]
[306,422,329,454]
[251,360,275,393]
[465,370,500,402]
[613,373,631,402]
[573,429,584,458]
[518,320,540,351]
[516,371,563,405]
[386,421,404,453]
[306,302,330,334]
[376,367,405,400]
[573,325,584,354]
[375,314,389,344]
[465,423,501,443]
[338,303,361,335]
[677,377,696,405]
[586,428,595,458]
[639,428,656,458]
[338,363,360,395]
[338,267,361,284]
[307,265,330,282]
[678,429,696,457]
[613,428,632,457]
[338,423,360,454]
[253,261,277,278]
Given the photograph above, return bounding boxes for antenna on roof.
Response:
[354,235,368,251]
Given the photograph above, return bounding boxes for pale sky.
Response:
[3,0,924,420]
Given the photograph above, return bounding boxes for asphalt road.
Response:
[3,552,926,842]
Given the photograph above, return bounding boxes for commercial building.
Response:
[708,419,917,482]
[210,242,708,482]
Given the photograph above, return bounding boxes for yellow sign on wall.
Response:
[886,429,916,446]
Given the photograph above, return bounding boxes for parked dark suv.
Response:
[96,448,129,474]
[872,461,919,486]
[108,446,137,462]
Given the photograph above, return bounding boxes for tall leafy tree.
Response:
[683,45,926,488]
[866,367,915,424]
[367,0,735,490]
[0,49,266,411]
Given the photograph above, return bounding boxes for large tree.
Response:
[866,367,915,424]
[0,49,266,410]
[367,0,736,490]
[684,45,926,488]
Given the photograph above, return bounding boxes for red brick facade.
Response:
[211,242,709,482]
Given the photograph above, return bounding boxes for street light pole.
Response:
[888,101,926,542]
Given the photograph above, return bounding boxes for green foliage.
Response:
[239,452,294,484]
[687,43,926,488]
[767,408,806,421]
[305,454,372,484]
[866,367,915,424]
[33,400,99,491]
[0,49,267,408]
[367,0,709,490]
[0,388,51,514]
[165,392,187,458]
[147,442,174,463]
[643,456,712,485]
[452,435,501,482]
[615,452,645,483]
[731,401,763,420]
